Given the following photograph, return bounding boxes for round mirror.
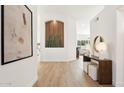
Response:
[93,36,107,53]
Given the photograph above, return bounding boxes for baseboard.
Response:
[112,80,124,87]
[0,78,37,87]
[41,59,76,63]
[32,80,38,87]
[0,82,35,87]
[0,83,12,87]
[115,82,124,87]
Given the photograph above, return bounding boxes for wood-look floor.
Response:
[34,59,112,87]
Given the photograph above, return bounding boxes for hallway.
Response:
[34,59,112,87]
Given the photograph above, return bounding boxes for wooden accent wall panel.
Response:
[45,20,64,47]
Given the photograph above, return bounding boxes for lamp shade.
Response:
[95,42,107,52]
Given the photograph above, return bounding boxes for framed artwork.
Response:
[1,5,33,65]
[45,20,64,48]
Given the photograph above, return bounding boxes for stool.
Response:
[88,63,98,80]
[83,62,90,74]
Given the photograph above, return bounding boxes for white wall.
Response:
[76,21,90,41]
[38,7,77,62]
[76,22,90,35]
[67,17,77,60]
[0,5,39,86]
[116,7,124,86]
[90,5,124,87]
[77,34,90,40]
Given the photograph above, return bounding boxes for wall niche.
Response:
[45,20,64,48]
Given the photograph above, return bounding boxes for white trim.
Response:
[115,82,124,87]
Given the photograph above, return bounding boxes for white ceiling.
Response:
[39,5,104,35]
[40,5,104,22]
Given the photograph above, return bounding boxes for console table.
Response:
[83,55,112,84]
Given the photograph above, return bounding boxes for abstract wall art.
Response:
[1,5,33,65]
[45,20,64,48]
